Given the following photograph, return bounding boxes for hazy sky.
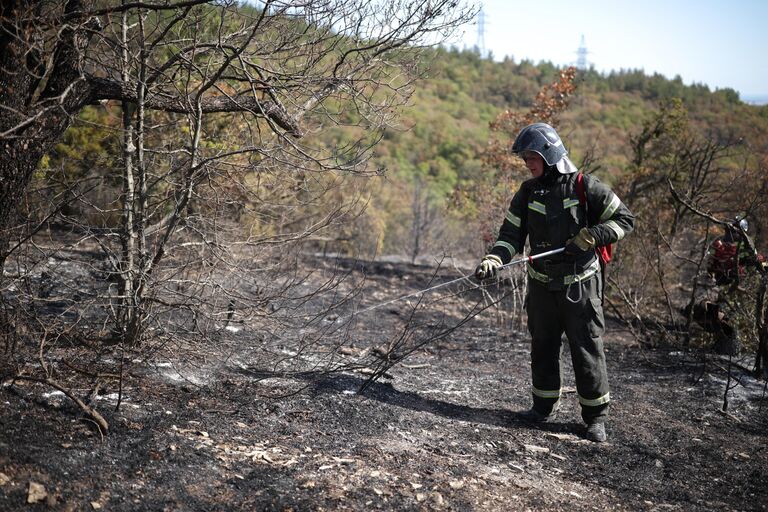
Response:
[455,0,767,98]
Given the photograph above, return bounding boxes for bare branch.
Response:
[65,0,212,20]
[87,76,303,135]
[9,375,109,434]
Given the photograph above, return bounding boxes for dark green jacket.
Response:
[489,171,635,277]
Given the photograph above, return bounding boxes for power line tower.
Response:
[575,35,590,70]
[476,5,487,58]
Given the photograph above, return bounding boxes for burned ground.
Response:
[1,255,766,511]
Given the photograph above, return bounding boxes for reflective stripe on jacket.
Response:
[489,172,635,276]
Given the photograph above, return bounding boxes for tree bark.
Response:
[0,0,302,275]
[0,0,94,267]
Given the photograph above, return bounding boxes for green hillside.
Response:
[44,44,768,261]
[357,46,768,259]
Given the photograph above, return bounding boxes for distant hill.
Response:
[355,47,768,257]
[743,94,768,105]
[46,46,768,260]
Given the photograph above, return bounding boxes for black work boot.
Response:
[519,408,557,424]
[586,422,607,442]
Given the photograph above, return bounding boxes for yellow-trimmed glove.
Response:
[565,227,596,255]
[475,254,503,280]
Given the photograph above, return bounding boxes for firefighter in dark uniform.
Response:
[708,217,760,286]
[475,123,635,442]
[698,216,766,355]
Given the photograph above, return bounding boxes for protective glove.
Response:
[475,254,503,280]
[565,227,596,256]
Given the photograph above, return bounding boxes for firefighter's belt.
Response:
[527,258,600,289]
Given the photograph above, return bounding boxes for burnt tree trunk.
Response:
[0,0,94,270]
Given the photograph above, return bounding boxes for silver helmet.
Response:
[511,122,577,174]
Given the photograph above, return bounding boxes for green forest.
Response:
[44,43,768,265]
[362,47,768,260]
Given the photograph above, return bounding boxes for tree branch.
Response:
[87,76,302,136]
[10,375,109,434]
[65,0,211,20]
[668,178,763,274]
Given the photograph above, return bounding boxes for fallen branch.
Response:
[716,408,742,423]
[358,281,512,394]
[9,376,109,434]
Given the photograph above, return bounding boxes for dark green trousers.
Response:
[526,272,610,424]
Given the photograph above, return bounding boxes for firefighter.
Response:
[475,122,635,442]
[707,217,761,286]
[700,216,765,354]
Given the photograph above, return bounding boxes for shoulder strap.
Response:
[576,173,589,226]
[577,173,613,265]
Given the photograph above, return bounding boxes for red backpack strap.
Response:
[576,172,612,265]
[576,172,587,205]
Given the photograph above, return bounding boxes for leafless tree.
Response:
[604,97,768,392]
[0,0,474,429]
[611,100,744,340]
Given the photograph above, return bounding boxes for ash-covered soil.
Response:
[1,255,767,511]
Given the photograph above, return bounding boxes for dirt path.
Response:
[1,259,766,511]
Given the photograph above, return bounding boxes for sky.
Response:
[455,0,768,100]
